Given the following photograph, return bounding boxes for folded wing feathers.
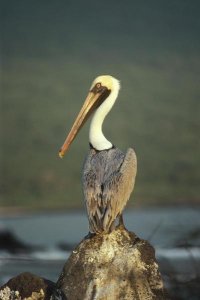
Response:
[83,148,137,233]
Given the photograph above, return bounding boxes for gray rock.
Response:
[55,226,168,300]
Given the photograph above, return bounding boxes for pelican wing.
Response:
[102,148,137,231]
[83,148,137,233]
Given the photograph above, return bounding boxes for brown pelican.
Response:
[59,75,137,233]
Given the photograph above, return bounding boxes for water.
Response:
[1,207,199,248]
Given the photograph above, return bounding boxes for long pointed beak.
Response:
[59,91,102,158]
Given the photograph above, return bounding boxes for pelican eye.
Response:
[91,82,104,93]
[96,83,101,89]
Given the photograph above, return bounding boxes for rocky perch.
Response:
[0,272,55,300]
[0,227,168,300]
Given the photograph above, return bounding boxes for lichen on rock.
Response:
[0,286,21,300]
[0,287,45,300]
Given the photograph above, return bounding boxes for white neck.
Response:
[89,80,120,151]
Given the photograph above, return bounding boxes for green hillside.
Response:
[1,1,200,209]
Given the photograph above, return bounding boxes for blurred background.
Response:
[1,1,200,299]
[1,0,200,210]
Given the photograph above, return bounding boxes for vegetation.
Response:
[1,1,200,209]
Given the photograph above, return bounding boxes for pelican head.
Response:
[59,75,120,158]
